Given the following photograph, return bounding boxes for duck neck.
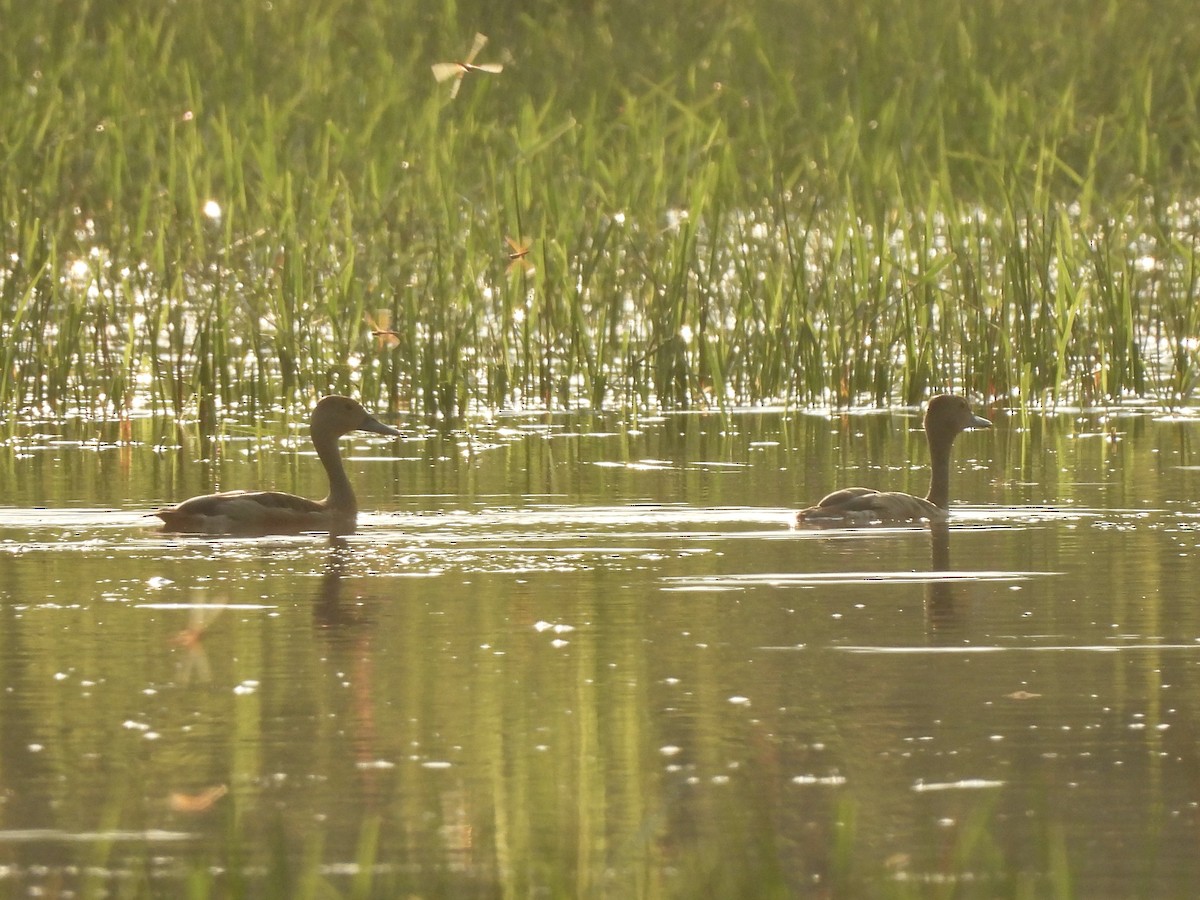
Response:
[924,432,953,509]
[314,431,356,514]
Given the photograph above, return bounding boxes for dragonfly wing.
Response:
[464,33,488,65]
[431,62,463,82]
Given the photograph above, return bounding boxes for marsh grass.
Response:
[4,0,1200,418]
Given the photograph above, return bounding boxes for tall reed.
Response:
[4,0,1200,416]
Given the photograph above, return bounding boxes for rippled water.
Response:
[1,405,1199,895]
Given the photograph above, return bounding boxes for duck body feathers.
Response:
[155,490,341,535]
[797,488,944,525]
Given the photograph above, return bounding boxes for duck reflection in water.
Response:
[925,523,965,637]
[314,536,371,629]
[797,395,991,526]
[312,540,479,859]
[313,538,387,807]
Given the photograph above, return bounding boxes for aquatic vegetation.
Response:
[4,0,1200,421]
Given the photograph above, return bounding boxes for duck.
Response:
[796,394,991,526]
[154,396,400,535]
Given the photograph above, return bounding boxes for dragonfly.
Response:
[505,236,533,274]
[432,33,504,99]
[365,309,401,349]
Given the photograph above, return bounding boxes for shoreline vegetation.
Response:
[4,0,1200,420]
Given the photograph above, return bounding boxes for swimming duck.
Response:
[796,394,991,526]
[155,396,400,535]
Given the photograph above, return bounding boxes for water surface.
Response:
[1,405,1199,895]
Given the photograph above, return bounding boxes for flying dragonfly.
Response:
[505,236,534,275]
[432,33,504,99]
[365,309,401,349]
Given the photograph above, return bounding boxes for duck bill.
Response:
[969,414,992,429]
[360,415,402,437]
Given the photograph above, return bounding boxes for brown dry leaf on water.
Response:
[168,785,229,813]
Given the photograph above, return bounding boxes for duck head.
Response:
[924,394,991,442]
[311,395,402,440]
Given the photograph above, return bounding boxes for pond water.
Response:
[2,403,1200,896]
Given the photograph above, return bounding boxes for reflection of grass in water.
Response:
[4,1,1200,419]
[15,797,1069,897]
[829,795,1074,899]
[35,688,1049,899]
